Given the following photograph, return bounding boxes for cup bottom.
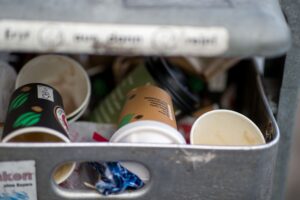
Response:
[2,130,75,184]
[67,103,88,123]
[53,162,76,184]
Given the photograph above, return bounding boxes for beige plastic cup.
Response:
[190,109,265,146]
[16,55,91,122]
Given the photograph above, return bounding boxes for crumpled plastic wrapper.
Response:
[59,122,116,190]
[86,162,144,195]
[60,122,144,195]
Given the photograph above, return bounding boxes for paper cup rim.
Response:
[1,127,71,143]
[67,103,88,123]
[15,55,91,120]
[110,120,186,144]
[1,127,75,184]
[190,109,266,145]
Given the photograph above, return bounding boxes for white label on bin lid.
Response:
[0,160,37,200]
[0,20,229,56]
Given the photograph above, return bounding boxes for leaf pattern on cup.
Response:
[118,113,134,128]
[21,86,31,92]
[8,93,29,112]
[13,112,41,128]
[134,115,143,120]
[31,106,43,113]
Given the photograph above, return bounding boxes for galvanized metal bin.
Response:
[0,59,279,200]
[0,0,291,57]
[0,0,290,199]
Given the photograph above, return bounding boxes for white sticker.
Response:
[0,160,37,200]
[37,85,54,102]
[0,20,228,56]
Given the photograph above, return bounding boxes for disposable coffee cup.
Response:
[90,63,156,123]
[90,57,200,124]
[2,83,76,184]
[110,85,186,181]
[16,55,91,122]
[190,109,266,146]
[117,85,178,129]
[111,120,186,181]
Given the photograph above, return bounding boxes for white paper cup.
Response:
[2,128,76,185]
[110,120,186,181]
[190,109,266,146]
[16,55,91,122]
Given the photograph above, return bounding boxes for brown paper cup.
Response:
[118,85,177,129]
[111,85,185,181]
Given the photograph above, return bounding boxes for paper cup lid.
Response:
[110,120,186,144]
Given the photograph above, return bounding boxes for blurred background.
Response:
[286,106,300,200]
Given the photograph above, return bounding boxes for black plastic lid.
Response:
[145,57,200,114]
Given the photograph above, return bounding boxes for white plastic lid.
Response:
[110,120,186,144]
[110,120,186,182]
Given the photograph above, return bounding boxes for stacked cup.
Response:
[16,55,91,122]
[2,55,91,184]
[2,83,76,184]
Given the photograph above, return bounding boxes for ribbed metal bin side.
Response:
[0,60,279,200]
